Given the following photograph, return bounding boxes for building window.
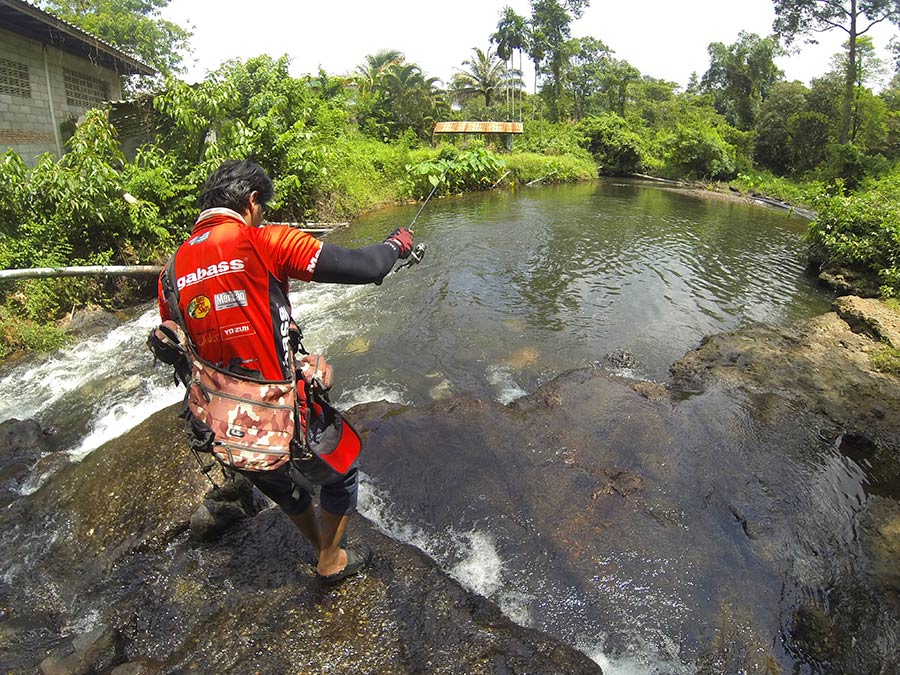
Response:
[0,58,31,98]
[63,68,110,108]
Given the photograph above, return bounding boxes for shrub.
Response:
[403,143,507,199]
[807,186,900,297]
[661,122,737,180]
[576,113,647,175]
[0,307,68,359]
[502,152,596,185]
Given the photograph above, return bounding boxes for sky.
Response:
[161,0,900,92]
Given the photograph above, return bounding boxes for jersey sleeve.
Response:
[254,225,324,282]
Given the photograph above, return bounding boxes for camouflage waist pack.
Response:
[187,359,297,471]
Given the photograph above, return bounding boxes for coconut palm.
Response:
[491,7,529,118]
[354,49,405,92]
[450,47,521,109]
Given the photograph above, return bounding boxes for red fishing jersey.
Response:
[158,208,323,381]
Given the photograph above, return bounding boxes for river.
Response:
[0,179,835,671]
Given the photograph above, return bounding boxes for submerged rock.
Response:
[0,419,62,506]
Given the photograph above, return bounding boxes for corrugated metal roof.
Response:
[0,0,156,76]
[434,121,524,134]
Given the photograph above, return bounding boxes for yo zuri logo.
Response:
[187,295,211,319]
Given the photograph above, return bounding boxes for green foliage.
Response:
[872,345,900,375]
[733,170,821,206]
[0,110,174,269]
[403,143,507,198]
[0,307,68,360]
[450,47,521,109]
[661,121,737,180]
[517,119,591,158]
[355,58,448,143]
[38,0,191,80]
[807,183,900,297]
[576,113,647,174]
[700,32,783,130]
[502,151,596,184]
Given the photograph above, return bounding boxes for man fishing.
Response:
[154,159,413,584]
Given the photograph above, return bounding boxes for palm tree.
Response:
[491,7,529,119]
[354,49,405,93]
[450,47,521,110]
[377,63,445,139]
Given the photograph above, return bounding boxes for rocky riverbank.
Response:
[1,297,898,673]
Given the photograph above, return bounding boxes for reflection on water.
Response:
[314,180,831,408]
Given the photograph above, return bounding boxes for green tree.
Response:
[354,49,405,94]
[831,35,890,142]
[491,6,530,119]
[450,47,519,109]
[576,113,647,173]
[601,58,641,118]
[373,63,447,141]
[39,0,191,79]
[566,36,614,119]
[773,0,900,143]
[529,0,590,121]
[754,80,809,173]
[700,31,783,130]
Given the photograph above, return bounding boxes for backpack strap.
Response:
[161,251,188,336]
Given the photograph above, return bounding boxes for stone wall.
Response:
[0,27,123,167]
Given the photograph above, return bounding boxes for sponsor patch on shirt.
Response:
[195,327,219,347]
[177,259,245,290]
[188,231,211,246]
[187,295,211,319]
[214,289,248,311]
[221,322,256,341]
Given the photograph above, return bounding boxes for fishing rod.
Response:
[390,165,451,275]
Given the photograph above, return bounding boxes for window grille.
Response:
[0,58,31,98]
[63,68,110,107]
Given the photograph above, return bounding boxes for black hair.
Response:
[198,160,275,213]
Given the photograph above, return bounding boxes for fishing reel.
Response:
[395,242,427,271]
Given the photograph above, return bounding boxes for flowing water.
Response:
[0,179,839,671]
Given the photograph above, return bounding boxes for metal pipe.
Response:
[0,265,161,280]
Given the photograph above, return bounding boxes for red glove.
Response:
[384,227,414,259]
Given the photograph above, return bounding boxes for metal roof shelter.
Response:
[0,0,155,76]
[434,121,523,134]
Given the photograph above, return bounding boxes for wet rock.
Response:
[0,419,61,506]
[39,624,119,675]
[670,311,900,451]
[833,295,900,348]
[789,603,841,668]
[110,659,160,675]
[0,610,56,641]
[61,308,121,338]
[631,380,667,401]
[603,348,636,370]
[0,418,55,463]
[592,468,645,499]
[0,407,601,674]
[189,472,266,542]
[816,266,881,297]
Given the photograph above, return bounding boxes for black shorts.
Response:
[236,463,359,516]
